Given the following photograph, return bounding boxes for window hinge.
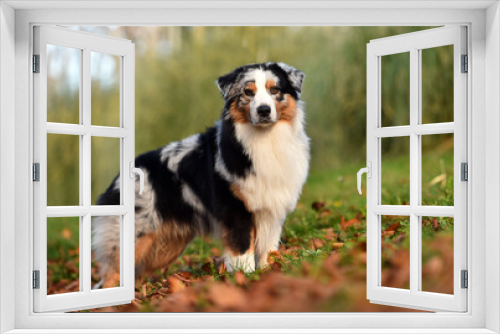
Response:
[33,54,40,73]
[33,270,40,289]
[461,54,468,73]
[461,162,468,181]
[461,270,468,289]
[33,163,40,182]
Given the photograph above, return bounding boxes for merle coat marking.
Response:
[92,62,310,288]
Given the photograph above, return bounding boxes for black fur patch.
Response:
[219,115,253,178]
[97,175,120,205]
[134,149,196,225]
[266,63,300,100]
[97,124,255,255]
[97,62,305,257]
[218,63,301,101]
[176,127,254,254]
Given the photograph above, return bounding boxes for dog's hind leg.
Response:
[92,215,122,289]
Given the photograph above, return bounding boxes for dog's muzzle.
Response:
[255,105,274,125]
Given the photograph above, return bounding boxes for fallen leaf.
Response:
[234,271,246,286]
[267,250,282,264]
[432,218,439,231]
[311,238,324,249]
[176,271,192,280]
[207,283,247,309]
[167,276,186,294]
[381,231,395,238]
[218,261,227,275]
[323,228,339,240]
[341,217,361,230]
[385,222,401,232]
[311,201,325,211]
[332,242,344,250]
[61,228,72,239]
[201,262,213,273]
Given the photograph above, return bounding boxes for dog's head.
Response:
[217,62,305,127]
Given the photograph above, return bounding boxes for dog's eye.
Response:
[244,89,255,97]
[270,87,280,95]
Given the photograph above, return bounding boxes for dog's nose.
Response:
[257,105,271,117]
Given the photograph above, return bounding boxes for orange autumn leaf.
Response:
[311,238,324,249]
[207,283,247,309]
[341,216,360,230]
[267,250,282,264]
[61,228,72,239]
[332,242,344,250]
[167,276,186,294]
[322,228,339,241]
[218,261,227,275]
[234,271,247,286]
[381,231,395,238]
[385,222,401,232]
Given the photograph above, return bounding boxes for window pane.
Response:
[47,217,80,295]
[381,215,410,289]
[381,137,410,205]
[47,44,81,124]
[421,216,454,294]
[91,215,121,289]
[421,45,454,124]
[47,134,79,206]
[91,52,121,127]
[91,137,121,205]
[381,52,410,127]
[421,133,454,206]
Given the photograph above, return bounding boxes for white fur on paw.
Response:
[224,253,255,273]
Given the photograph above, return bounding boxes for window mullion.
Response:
[409,48,420,294]
[82,47,92,294]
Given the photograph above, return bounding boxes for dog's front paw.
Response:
[224,253,255,273]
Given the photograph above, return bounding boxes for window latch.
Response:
[129,161,144,195]
[357,162,372,195]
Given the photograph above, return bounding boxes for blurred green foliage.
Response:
[46,27,457,306]
[47,26,455,207]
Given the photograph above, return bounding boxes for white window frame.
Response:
[33,25,136,312]
[0,1,499,333]
[366,26,468,312]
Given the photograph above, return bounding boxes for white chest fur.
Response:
[233,107,310,221]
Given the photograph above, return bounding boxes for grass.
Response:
[47,148,454,311]
[42,25,456,311]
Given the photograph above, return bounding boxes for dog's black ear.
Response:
[277,62,305,96]
[216,70,238,99]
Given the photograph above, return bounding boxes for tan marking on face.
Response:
[265,80,277,91]
[229,98,251,124]
[246,82,257,94]
[276,94,297,124]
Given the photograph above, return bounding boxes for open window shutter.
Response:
[365,26,467,312]
[33,26,135,312]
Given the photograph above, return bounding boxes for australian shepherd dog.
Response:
[93,62,310,288]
